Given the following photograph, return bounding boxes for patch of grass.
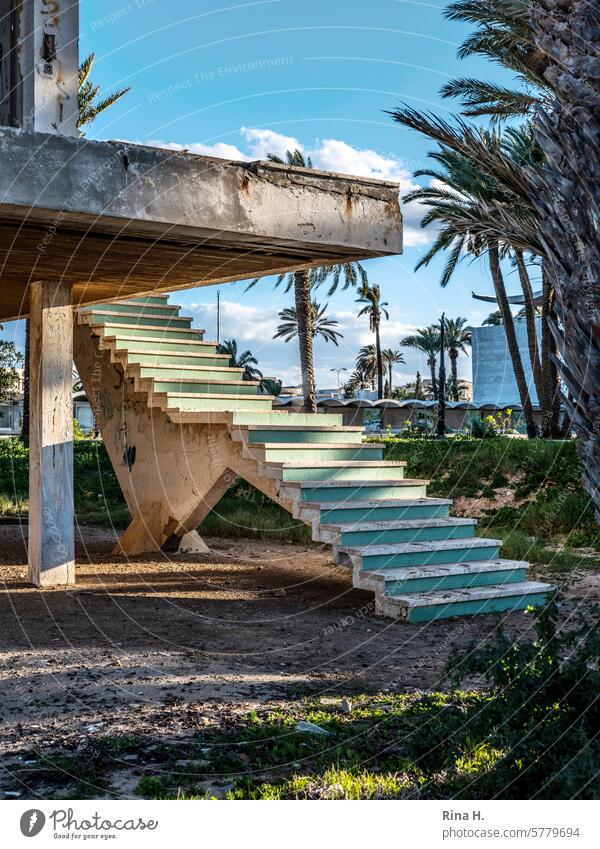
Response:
[372,437,585,501]
[198,485,312,545]
[13,750,112,800]
[487,528,599,574]
[228,766,416,800]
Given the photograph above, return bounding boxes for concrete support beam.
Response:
[28,279,75,586]
[15,0,79,135]
[0,129,402,321]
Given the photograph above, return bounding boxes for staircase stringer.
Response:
[74,321,301,554]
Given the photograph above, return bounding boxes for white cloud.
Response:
[240,127,303,160]
[145,139,250,160]
[185,299,279,345]
[309,138,409,182]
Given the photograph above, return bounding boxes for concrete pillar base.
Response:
[178,531,210,555]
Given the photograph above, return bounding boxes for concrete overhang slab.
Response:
[0,129,403,320]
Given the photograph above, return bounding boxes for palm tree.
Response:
[437,3,561,435]
[273,301,343,346]
[356,285,389,399]
[78,54,131,135]
[483,309,503,326]
[444,317,472,401]
[355,345,377,391]
[247,149,368,412]
[440,0,551,122]
[528,0,600,513]
[260,378,282,397]
[390,110,539,436]
[217,339,263,382]
[401,327,441,398]
[21,54,130,446]
[344,364,372,397]
[381,349,405,396]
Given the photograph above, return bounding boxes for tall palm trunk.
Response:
[21,318,30,445]
[514,250,544,409]
[374,321,384,399]
[428,357,438,398]
[530,0,600,515]
[541,262,562,439]
[415,371,422,400]
[293,270,316,413]
[488,241,538,438]
[388,362,393,396]
[449,349,459,401]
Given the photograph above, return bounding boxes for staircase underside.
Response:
[74,297,554,624]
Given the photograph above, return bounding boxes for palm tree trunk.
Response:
[514,249,544,411]
[541,261,562,439]
[375,322,383,399]
[21,318,30,445]
[293,270,316,413]
[388,362,393,396]
[488,241,538,438]
[530,0,600,514]
[428,357,438,398]
[449,350,459,401]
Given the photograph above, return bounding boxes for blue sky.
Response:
[7,0,530,388]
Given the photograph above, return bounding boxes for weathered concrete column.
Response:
[9,0,80,134]
[28,280,75,586]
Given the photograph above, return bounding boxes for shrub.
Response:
[444,599,600,798]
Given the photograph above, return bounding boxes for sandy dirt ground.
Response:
[0,524,595,798]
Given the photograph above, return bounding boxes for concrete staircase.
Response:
[77,295,553,623]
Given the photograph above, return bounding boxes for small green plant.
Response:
[470,416,494,438]
[73,418,87,440]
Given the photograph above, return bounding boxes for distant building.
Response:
[0,387,96,437]
[470,319,540,406]
[0,398,22,436]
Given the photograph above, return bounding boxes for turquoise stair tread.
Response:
[81,302,181,314]
[95,322,205,336]
[322,517,475,533]
[149,376,259,387]
[359,558,528,584]
[276,460,406,468]
[88,308,190,321]
[165,391,272,399]
[112,295,171,310]
[258,442,384,450]
[124,347,227,356]
[303,497,451,510]
[139,364,244,373]
[347,537,502,556]
[229,412,343,426]
[112,294,170,303]
[234,425,364,433]
[388,581,554,609]
[283,478,427,488]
